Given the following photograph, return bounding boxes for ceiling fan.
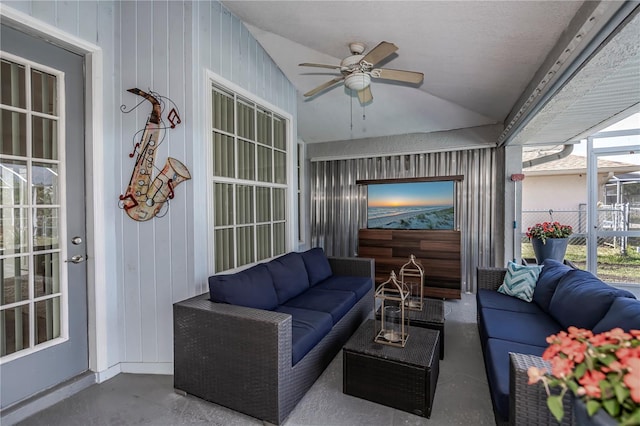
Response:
[299,41,424,104]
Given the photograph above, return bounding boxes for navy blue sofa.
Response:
[477,259,640,425]
[174,248,374,424]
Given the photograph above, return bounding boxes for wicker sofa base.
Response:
[174,278,373,425]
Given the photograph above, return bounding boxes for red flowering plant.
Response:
[526,221,573,244]
[528,327,640,424]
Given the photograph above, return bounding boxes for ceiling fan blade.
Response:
[357,86,373,104]
[299,62,342,70]
[361,41,398,66]
[373,68,424,84]
[304,76,345,97]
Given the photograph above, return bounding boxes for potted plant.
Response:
[526,221,573,263]
[527,327,640,425]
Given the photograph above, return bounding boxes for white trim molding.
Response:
[0,5,108,375]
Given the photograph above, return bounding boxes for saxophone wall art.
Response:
[118,88,191,221]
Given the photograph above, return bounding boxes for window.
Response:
[1,57,65,358]
[209,76,291,272]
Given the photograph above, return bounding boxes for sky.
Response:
[368,181,454,208]
[571,112,640,166]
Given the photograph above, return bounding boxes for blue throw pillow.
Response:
[497,262,543,302]
[300,247,333,286]
[532,259,573,313]
[549,269,636,330]
[266,252,310,304]
[208,264,278,310]
[593,297,640,334]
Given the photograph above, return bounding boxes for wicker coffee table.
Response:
[343,319,440,418]
[375,298,445,359]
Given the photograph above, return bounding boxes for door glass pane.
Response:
[32,162,58,205]
[1,110,27,156]
[1,60,26,108]
[1,56,64,359]
[35,297,60,344]
[31,69,57,115]
[34,252,60,297]
[1,208,28,254]
[33,208,58,251]
[0,304,30,356]
[32,116,58,160]
[1,256,29,304]
[0,159,28,205]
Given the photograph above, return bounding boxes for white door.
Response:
[587,130,640,285]
[0,25,88,409]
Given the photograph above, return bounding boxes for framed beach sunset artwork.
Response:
[366,180,455,230]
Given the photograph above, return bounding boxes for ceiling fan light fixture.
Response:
[344,72,371,91]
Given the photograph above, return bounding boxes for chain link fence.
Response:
[521,205,640,284]
[522,204,640,250]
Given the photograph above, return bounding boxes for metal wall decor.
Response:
[119,88,191,221]
[374,271,410,347]
[400,254,425,311]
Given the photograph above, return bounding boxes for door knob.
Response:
[65,255,85,264]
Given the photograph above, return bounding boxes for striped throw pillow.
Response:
[497,261,543,302]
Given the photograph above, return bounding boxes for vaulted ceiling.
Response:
[222,1,640,146]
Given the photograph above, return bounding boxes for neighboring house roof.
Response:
[523,154,638,176]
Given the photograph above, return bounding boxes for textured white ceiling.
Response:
[222,1,639,145]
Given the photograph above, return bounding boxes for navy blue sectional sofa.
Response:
[477,259,640,425]
[173,248,374,424]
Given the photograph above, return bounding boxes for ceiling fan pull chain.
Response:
[350,89,353,130]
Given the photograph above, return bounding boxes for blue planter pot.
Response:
[531,238,569,264]
[573,398,617,426]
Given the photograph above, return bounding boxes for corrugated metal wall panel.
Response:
[310,148,498,292]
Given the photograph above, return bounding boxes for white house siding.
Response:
[522,174,587,212]
[1,0,296,374]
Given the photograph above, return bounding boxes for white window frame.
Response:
[0,52,69,363]
[205,70,295,274]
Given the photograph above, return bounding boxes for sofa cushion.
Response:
[532,259,573,313]
[274,306,333,365]
[283,288,357,324]
[476,289,544,315]
[300,247,333,286]
[208,264,278,310]
[266,252,311,304]
[313,275,372,300]
[549,269,636,330]
[484,338,546,423]
[479,308,563,347]
[593,297,640,334]
[497,262,542,302]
